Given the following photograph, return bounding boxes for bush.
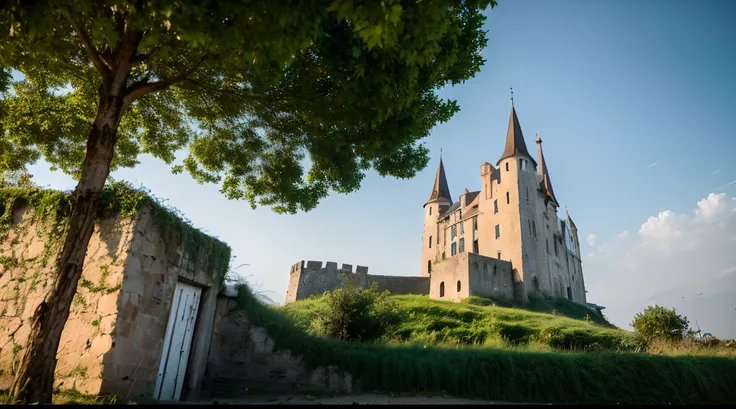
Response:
[316,278,401,342]
[631,305,690,343]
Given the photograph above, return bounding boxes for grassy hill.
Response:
[238,288,736,404]
[280,294,641,352]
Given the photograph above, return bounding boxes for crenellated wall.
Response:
[285,261,430,304]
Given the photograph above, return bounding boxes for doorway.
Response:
[154,281,202,401]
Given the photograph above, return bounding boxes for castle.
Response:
[286,104,599,312]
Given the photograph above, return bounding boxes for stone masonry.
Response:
[0,199,226,401]
[203,289,353,398]
[285,261,430,304]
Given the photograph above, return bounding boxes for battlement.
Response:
[285,260,429,304]
[290,260,369,276]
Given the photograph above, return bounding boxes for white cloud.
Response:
[694,193,733,223]
[586,234,597,246]
[585,192,736,339]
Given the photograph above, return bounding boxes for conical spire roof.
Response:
[497,105,537,167]
[426,156,452,206]
[535,136,559,207]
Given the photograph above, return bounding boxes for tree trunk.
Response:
[9,94,125,404]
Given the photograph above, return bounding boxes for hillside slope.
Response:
[280,294,640,351]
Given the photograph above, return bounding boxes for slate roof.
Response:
[535,136,559,207]
[426,156,452,206]
[497,105,537,167]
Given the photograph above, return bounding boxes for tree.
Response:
[0,170,36,188]
[0,0,495,402]
[631,305,690,343]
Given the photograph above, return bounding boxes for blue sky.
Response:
[23,0,736,337]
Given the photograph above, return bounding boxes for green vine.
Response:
[1,180,231,288]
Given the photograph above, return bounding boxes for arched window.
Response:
[427,260,432,275]
[457,280,462,292]
[440,282,445,297]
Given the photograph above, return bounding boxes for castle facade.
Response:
[421,104,587,304]
[287,104,598,311]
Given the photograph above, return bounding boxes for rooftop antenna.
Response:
[510,86,514,106]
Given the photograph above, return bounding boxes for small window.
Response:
[442,252,446,260]
[506,162,509,171]
[526,187,529,202]
[506,192,510,204]
[440,282,445,297]
[459,238,465,253]
[429,236,432,249]
[554,241,558,256]
[457,280,462,292]
[494,200,498,214]
[451,242,457,256]
[567,287,573,300]
[427,260,432,275]
[451,226,457,240]
[533,221,537,237]
[497,251,502,260]
[546,238,550,253]
[460,221,465,235]
[473,239,479,254]
[429,207,432,215]
[473,216,478,231]
[495,224,501,239]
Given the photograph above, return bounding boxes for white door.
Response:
[154,281,202,401]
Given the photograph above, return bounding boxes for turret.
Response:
[535,136,559,208]
[421,156,452,276]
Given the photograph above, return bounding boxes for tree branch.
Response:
[122,55,208,106]
[59,8,111,78]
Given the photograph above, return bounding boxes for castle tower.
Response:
[532,135,563,297]
[421,156,452,277]
[491,105,544,301]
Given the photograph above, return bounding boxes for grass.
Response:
[281,294,641,352]
[236,285,736,404]
[0,388,119,405]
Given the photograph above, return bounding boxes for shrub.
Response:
[631,305,690,343]
[315,278,401,342]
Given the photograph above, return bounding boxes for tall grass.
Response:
[237,285,736,404]
[281,294,640,351]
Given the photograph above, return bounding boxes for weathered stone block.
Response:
[90,334,113,357]
[306,260,322,270]
[97,293,119,316]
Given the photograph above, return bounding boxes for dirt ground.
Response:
[197,393,538,405]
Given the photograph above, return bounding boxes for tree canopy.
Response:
[1,0,494,213]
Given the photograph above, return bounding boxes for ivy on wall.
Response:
[0,180,231,287]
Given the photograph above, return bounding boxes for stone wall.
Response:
[429,253,515,302]
[285,261,430,304]
[0,201,134,394]
[203,293,352,398]
[0,198,226,401]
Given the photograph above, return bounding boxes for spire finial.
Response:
[510,86,514,106]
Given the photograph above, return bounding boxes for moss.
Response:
[0,181,231,286]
